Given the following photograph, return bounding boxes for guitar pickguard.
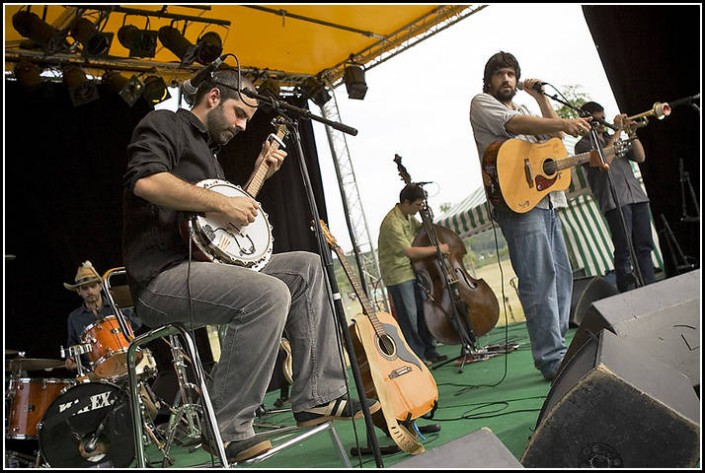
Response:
[377,322,423,372]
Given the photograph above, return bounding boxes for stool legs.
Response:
[127,323,229,467]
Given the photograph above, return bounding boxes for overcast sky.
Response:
[312,3,622,252]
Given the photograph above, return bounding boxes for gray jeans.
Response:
[136,251,348,441]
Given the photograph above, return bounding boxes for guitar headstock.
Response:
[394,154,412,185]
[319,219,338,249]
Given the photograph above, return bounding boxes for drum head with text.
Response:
[38,381,134,468]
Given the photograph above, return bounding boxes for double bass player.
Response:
[378,183,449,366]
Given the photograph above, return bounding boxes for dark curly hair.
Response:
[399,184,425,204]
[482,51,521,92]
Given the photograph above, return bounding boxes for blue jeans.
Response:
[135,252,347,442]
[494,207,572,377]
[605,202,656,292]
[386,280,439,362]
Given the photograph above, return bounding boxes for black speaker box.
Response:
[391,427,522,468]
[562,269,700,388]
[522,329,700,468]
[569,276,619,327]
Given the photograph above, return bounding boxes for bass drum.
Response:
[37,381,134,468]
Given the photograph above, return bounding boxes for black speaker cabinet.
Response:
[392,427,522,468]
[522,329,700,468]
[569,276,619,327]
[562,269,700,388]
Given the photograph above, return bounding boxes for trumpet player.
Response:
[575,101,656,292]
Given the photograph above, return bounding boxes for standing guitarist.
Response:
[469,51,590,381]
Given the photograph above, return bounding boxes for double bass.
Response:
[394,155,500,346]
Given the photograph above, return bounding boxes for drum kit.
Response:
[5,315,160,468]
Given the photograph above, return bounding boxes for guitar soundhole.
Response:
[542,159,558,176]
[377,334,397,358]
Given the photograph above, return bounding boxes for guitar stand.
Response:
[349,421,441,457]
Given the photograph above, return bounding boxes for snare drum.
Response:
[81,316,141,379]
[7,378,74,439]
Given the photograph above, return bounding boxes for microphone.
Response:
[517,80,547,93]
[667,93,700,109]
[181,54,227,97]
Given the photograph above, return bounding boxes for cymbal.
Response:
[5,349,20,356]
[6,358,65,372]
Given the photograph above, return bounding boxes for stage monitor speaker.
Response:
[569,276,619,327]
[391,427,522,468]
[522,329,700,468]
[561,269,699,388]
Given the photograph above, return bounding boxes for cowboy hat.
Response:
[63,260,102,290]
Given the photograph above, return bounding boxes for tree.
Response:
[553,84,591,119]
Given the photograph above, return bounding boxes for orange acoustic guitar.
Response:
[320,220,438,455]
[482,137,630,213]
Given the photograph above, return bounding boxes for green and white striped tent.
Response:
[436,160,664,278]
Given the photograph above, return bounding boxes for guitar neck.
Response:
[329,242,385,333]
[557,144,616,171]
[244,127,287,197]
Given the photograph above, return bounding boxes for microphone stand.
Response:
[543,89,644,289]
[220,84,383,467]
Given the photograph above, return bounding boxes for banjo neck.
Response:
[244,119,288,197]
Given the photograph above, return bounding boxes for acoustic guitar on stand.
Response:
[320,220,438,455]
[482,137,630,213]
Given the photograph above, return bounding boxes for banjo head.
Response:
[189,179,273,271]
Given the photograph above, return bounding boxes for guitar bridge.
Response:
[524,158,534,188]
[389,366,412,379]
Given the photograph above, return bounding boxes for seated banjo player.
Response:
[122,68,380,463]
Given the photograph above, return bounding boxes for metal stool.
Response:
[126,323,229,467]
[102,267,227,467]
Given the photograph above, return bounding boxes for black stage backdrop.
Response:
[582,5,701,276]
[4,81,328,359]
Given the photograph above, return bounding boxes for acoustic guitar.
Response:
[320,220,438,454]
[181,118,288,270]
[482,137,630,213]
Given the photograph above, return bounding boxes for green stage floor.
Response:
[142,321,573,469]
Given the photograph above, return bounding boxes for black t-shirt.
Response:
[123,108,224,299]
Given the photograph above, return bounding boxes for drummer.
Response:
[62,260,139,370]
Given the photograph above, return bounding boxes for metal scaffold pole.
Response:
[318,89,388,312]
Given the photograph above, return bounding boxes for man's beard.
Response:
[493,86,516,102]
[207,105,237,146]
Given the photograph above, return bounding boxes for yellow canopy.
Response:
[5,5,485,87]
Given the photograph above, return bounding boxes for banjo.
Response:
[183,119,288,271]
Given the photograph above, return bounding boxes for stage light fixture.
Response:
[142,75,171,106]
[12,10,67,52]
[63,65,100,107]
[194,32,223,64]
[14,61,44,89]
[343,65,368,100]
[70,17,113,56]
[259,78,281,99]
[117,24,157,58]
[158,26,223,66]
[102,71,145,107]
[301,77,331,107]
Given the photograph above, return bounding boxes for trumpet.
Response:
[624,102,672,131]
